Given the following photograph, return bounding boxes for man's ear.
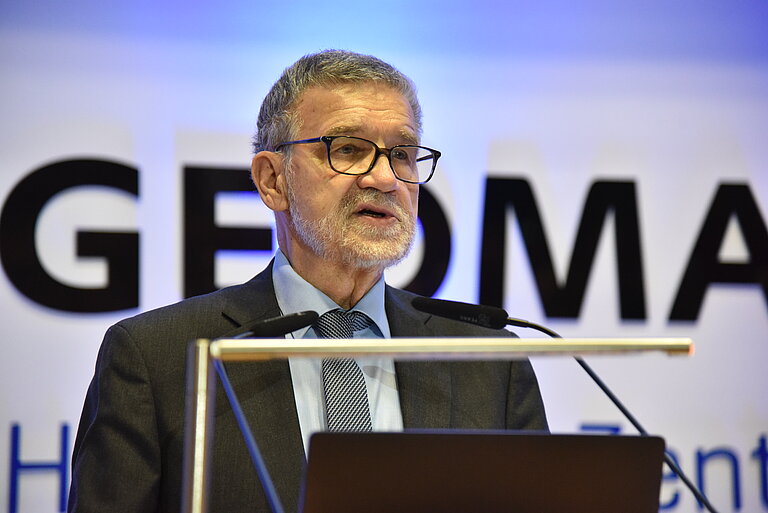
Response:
[251,151,289,212]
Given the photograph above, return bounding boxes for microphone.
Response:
[229,310,319,339]
[411,296,509,329]
[410,296,548,332]
[411,296,720,513]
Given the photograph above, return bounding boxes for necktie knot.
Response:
[314,309,373,339]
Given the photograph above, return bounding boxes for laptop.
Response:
[300,431,665,513]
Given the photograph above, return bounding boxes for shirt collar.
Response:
[272,249,390,338]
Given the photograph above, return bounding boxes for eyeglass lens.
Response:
[329,137,435,183]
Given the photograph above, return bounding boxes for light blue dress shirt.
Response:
[271,249,404,454]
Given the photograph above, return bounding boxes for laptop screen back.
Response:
[300,431,665,513]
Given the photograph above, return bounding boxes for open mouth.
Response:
[359,208,387,218]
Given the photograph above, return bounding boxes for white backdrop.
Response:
[1,1,766,512]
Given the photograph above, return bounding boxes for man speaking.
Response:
[68,50,548,513]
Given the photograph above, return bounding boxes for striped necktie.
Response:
[315,309,374,432]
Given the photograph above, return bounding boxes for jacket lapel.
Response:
[386,287,452,429]
[215,263,305,512]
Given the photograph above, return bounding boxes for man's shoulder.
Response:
[111,266,277,344]
[117,280,251,324]
[384,285,420,307]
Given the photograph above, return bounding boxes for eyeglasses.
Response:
[274,135,441,184]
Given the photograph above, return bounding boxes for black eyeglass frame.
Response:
[274,135,441,185]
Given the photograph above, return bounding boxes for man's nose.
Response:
[358,152,399,191]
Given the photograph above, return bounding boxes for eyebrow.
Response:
[325,125,359,137]
[324,125,420,145]
[398,129,419,145]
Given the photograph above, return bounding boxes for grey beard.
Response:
[286,181,416,270]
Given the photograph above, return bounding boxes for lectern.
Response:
[181,337,692,513]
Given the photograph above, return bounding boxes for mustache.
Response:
[340,189,411,219]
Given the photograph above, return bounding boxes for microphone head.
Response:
[411,296,508,330]
[247,310,319,338]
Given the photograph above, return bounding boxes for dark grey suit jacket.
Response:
[68,265,548,513]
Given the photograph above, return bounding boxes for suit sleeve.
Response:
[505,359,549,431]
[68,324,161,513]
[416,304,550,431]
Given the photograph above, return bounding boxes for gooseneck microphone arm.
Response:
[411,296,720,513]
[207,310,319,513]
[514,319,719,513]
[504,316,654,437]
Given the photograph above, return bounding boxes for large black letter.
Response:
[480,178,646,319]
[0,159,139,312]
[184,166,272,297]
[402,186,451,297]
[670,183,768,320]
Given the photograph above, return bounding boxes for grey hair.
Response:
[252,50,422,154]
